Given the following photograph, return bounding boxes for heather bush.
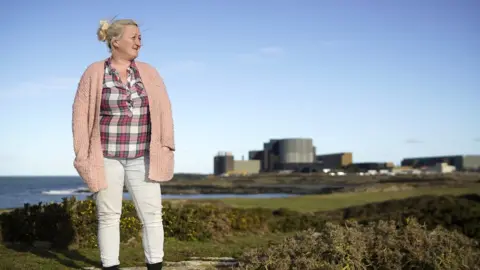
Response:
[162,202,271,241]
[269,208,326,232]
[237,218,480,270]
[325,194,480,241]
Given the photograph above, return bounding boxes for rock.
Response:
[33,241,52,249]
[83,257,238,270]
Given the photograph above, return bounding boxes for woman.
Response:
[72,18,175,270]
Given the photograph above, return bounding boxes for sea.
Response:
[0,176,294,209]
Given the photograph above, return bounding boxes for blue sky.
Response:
[1,0,479,175]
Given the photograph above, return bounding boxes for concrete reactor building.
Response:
[249,138,324,173]
[277,138,315,163]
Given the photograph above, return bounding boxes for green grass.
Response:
[216,185,480,212]
[0,233,288,269]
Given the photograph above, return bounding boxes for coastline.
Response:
[1,173,479,211]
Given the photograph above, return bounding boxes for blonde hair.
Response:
[97,18,138,50]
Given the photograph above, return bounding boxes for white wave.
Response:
[42,187,90,195]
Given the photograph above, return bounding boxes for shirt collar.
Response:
[105,57,137,74]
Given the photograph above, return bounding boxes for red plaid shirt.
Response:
[100,58,151,158]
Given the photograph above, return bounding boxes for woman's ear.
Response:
[111,38,119,49]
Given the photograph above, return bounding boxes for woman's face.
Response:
[112,25,142,60]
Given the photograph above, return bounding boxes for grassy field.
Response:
[158,172,480,195]
[1,185,480,269]
[216,185,480,212]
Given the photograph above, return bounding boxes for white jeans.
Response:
[95,155,164,267]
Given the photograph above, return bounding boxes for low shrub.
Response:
[163,202,272,241]
[0,197,141,248]
[237,218,480,270]
[0,200,75,247]
[0,197,274,247]
[324,194,480,241]
[269,208,326,232]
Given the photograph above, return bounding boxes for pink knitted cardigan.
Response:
[72,59,175,192]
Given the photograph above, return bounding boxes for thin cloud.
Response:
[405,139,423,144]
[14,60,205,97]
[259,46,285,56]
[474,138,480,142]
[14,77,78,97]
[236,53,258,62]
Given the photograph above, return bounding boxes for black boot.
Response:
[146,262,163,270]
[102,265,120,270]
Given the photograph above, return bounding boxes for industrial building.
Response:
[213,151,261,175]
[401,155,480,171]
[233,160,261,175]
[213,152,234,175]
[346,162,394,173]
[245,138,364,173]
[214,137,406,174]
[214,137,480,175]
[316,152,353,169]
[248,150,263,161]
[248,138,320,172]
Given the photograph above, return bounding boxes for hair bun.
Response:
[97,20,110,42]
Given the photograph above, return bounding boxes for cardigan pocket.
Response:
[160,146,174,180]
[160,146,174,164]
[150,142,174,181]
[74,159,103,192]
